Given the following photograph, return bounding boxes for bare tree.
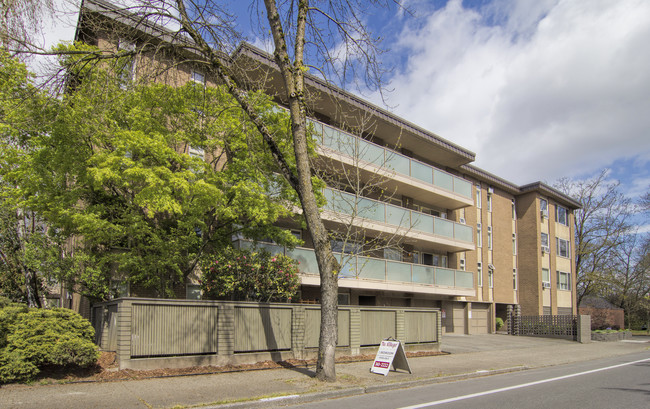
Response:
[0,0,54,56]
[555,169,633,307]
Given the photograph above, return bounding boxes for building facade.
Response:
[73,0,581,334]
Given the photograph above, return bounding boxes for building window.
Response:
[512,199,516,219]
[542,268,550,287]
[477,223,482,247]
[477,262,482,287]
[476,185,481,208]
[384,247,402,261]
[487,226,492,250]
[118,39,136,86]
[557,271,571,290]
[186,284,201,300]
[191,70,205,85]
[540,198,548,218]
[513,268,517,290]
[459,258,465,271]
[488,267,494,288]
[541,232,549,251]
[331,239,361,254]
[486,194,492,212]
[188,146,205,160]
[557,238,570,258]
[556,205,568,226]
[512,233,517,255]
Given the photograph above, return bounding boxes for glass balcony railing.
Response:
[237,240,474,289]
[309,119,473,199]
[323,188,474,243]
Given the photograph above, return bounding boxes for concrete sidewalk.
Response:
[2,335,649,409]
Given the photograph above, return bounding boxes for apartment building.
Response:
[73,0,580,334]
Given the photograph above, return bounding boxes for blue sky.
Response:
[40,0,650,230]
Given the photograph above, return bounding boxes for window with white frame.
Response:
[477,262,483,287]
[488,267,494,288]
[542,268,550,286]
[191,70,205,85]
[541,232,549,249]
[556,237,570,258]
[459,258,465,271]
[557,270,571,290]
[487,193,492,212]
[188,146,205,160]
[512,233,517,255]
[476,185,482,208]
[487,226,492,250]
[512,199,516,219]
[540,198,548,218]
[556,205,568,226]
[477,223,482,247]
[513,268,517,290]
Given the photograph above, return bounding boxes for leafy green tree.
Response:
[200,247,300,302]
[0,49,300,300]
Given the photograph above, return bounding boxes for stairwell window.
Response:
[541,232,549,250]
[488,267,494,288]
[487,226,492,250]
[477,223,482,247]
[513,268,517,290]
[477,262,483,287]
[476,185,482,208]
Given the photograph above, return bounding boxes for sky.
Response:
[37,0,650,229]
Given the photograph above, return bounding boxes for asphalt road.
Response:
[292,351,650,409]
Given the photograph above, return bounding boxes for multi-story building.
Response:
[72,0,580,334]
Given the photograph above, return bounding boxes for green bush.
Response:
[0,306,99,384]
[201,247,300,302]
[0,350,39,384]
[495,317,504,331]
[0,302,28,349]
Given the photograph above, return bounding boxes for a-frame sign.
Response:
[370,338,412,376]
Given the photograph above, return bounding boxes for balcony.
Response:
[322,188,474,253]
[309,119,474,210]
[237,240,475,297]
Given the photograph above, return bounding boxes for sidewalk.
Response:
[2,335,649,409]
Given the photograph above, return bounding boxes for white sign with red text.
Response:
[370,339,411,376]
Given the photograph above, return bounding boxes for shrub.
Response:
[201,247,300,302]
[0,350,39,384]
[0,306,99,384]
[495,317,504,331]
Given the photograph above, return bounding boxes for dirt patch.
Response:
[30,350,444,384]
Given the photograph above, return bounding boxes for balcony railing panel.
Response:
[312,120,473,200]
[236,240,473,291]
[324,188,473,244]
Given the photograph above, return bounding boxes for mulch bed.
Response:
[30,350,445,384]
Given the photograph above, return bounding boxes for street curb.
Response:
[211,366,529,408]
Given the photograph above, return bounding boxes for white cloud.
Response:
[377,0,650,185]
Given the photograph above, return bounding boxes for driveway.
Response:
[441,333,577,354]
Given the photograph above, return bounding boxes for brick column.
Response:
[218,303,235,357]
[349,307,361,355]
[116,299,132,370]
[396,310,405,341]
[291,305,306,359]
[577,315,591,343]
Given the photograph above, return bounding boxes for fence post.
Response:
[218,303,235,358]
[396,309,406,341]
[513,305,521,336]
[349,307,361,355]
[116,299,132,370]
[292,304,306,359]
[577,315,591,343]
